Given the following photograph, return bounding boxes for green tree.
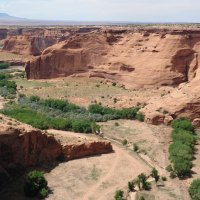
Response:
[128,181,135,192]
[189,179,200,200]
[138,173,151,190]
[24,170,48,198]
[151,168,159,183]
[114,190,124,200]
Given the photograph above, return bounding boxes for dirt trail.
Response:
[46,130,150,200]
[82,145,121,200]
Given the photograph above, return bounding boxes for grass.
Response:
[12,76,163,108]
[91,165,101,181]
[0,62,10,69]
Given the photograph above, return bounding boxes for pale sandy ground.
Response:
[45,130,150,200]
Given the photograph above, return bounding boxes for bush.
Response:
[128,181,135,192]
[172,118,194,132]
[39,188,49,199]
[189,179,200,200]
[139,197,145,200]
[122,139,128,146]
[0,62,10,69]
[138,173,151,190]
[161,176,167,181]
[133,143,139,152]
[114,190,124,200]
[151,168,159,183]
[24,170,48,198]
[166,164,173,172]
[0,73,17,99]
[72,120,93,133]
[30,95,40,102]
[170,171,176,179]
[136,113,145,122]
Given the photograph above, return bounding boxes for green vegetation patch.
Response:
[168,118,196,178]
[0,62,10,70]
[0,73,17,99]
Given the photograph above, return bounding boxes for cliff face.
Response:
[25,29,200,88]
[24,28,200,124]
[3,35,58,56]
[2,28,100,56]
[0,123,113,187]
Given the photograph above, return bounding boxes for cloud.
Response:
[0,0,200,22]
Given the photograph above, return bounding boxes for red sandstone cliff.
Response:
[0,122,113,187]
[24,27,200,125]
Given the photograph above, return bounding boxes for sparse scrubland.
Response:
[1,94,144,133]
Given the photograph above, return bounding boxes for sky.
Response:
[0,0,200,23]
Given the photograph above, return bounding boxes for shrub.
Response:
[39,188,49,199]
[172,118,194,132]
[166,164,173,172]
[128,181,135,192]
[0,62,10,69]
[138,173,151,190]
[24,170,48,198]
[133,143,139,152]
[170,171,176,179]
[30,95,40,102]
[114,190,124,200]
[140,197,145,200]
[122,139,128,146]
[72,120,93,133]
[189,179,200,200]
[115,122,119,126]
[136,113,145,122]
[151,168,159,183]
[161,176,167,181]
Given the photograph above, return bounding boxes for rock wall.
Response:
[25,28,200,88]
[24,28,200,124]
[0,124,113,187]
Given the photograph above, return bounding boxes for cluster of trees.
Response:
[114,169,160,200]
[0,73,17,99]
[168,118,196,178]
[0,62,10,69]
[88,103,144,121]
[24,170,49,199]
[2,107,96,133]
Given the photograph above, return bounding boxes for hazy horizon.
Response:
[0,0,200,23]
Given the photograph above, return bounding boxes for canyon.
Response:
[14,26,200,126]
[1,25,200,200]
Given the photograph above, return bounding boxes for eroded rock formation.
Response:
[24,27,200,125]
[0,121,113,187]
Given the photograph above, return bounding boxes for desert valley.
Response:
[0,23,200,200]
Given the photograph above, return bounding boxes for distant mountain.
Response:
[0,13,26,20]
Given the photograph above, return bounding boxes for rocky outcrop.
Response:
[23,27,200,124]
[0,123,113,187]
[2,28,100,56]
[62,141,113,161]
[25,28,200,87]
[0,126,62,169]
[3,36,58,56]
